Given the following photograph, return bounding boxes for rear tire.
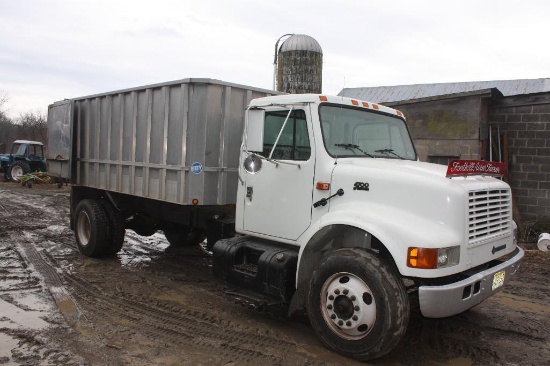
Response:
[74,199,109,257]
[307,248,409,361]
[9,161,30,182]
[102,203,126,255]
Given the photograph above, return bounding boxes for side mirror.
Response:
[246,109,265,153]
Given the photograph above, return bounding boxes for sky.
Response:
[1,0,549,119]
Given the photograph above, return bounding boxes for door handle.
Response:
[246,186,253,201]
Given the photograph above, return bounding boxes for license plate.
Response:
[492,270,506,291]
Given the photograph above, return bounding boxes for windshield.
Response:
[319,105,416,160]
[11,143,44,158]
[13,144,27,155]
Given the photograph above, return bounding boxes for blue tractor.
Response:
[0,140,47,182]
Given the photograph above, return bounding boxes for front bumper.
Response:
[418,246,524,318]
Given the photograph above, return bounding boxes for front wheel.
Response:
[307,248,409,361]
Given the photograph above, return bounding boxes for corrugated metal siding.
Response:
[339,78,550,103]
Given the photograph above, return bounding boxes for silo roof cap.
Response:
[280,34,322,53]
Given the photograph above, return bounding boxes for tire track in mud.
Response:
[62,273,305,364]
[17,240,81,326]
[0,189,308,364]
[16,227,315,365]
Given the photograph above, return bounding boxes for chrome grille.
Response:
[469,189,511,244]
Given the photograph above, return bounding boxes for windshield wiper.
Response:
[374,148,404,159]
[335,143,374,158]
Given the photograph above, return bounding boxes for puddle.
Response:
[8,292,52,313]
[0,333,18,365]
[0,297,49,330]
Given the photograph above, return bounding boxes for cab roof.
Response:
[249,94,405,119]
[14,140,44,146]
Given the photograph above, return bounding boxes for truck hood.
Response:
[332,158,448,183]
[329,158,510,244]
[0,154,10,162]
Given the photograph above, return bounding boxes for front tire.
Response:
[74,199,109,257]
[9,161,30,182]
[307,248,409,361]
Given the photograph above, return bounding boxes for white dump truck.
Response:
[47,78,523,360]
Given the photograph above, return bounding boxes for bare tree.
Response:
[17,111,47,143]
[0,93,48,153]
[0,91,10,123]
[0,91,13,153]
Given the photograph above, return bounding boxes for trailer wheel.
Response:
[9,161,30,182]
[306,248,409,361]
[102,202,126,255]
[74,199,109,257]
[164,228,205,247]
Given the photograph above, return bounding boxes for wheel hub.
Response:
[322,273,377,340]
[333,295,354,320]
[11,166,23,180]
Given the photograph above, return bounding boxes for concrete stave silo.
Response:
[276,34,323,94]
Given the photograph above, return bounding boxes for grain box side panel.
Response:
[184,83,209,205]
[165,84,186,203]
[64,78,278,206]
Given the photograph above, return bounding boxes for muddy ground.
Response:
[0,182,548,366]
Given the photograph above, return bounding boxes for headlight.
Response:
[407,246,460,269]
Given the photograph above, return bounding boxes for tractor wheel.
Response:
[74,199,109,257]
[307,248,409,361]
[9,161,31,183]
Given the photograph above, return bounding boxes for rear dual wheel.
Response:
[74,199,125,257]
[307,248,409,361]
[102,202,125,255]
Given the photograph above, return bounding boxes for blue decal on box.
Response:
[191,162,203,175]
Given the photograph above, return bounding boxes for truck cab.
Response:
[222,93,523,359]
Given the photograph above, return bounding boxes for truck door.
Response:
[242,107,315,240]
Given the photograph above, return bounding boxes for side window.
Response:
[262,110,311,161]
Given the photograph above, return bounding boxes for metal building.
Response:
[276,34,323,94]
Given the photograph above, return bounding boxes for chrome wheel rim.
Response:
[320,272,377,340]
[76,210,91,246]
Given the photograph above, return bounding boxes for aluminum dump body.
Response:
[47,78,277,205]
